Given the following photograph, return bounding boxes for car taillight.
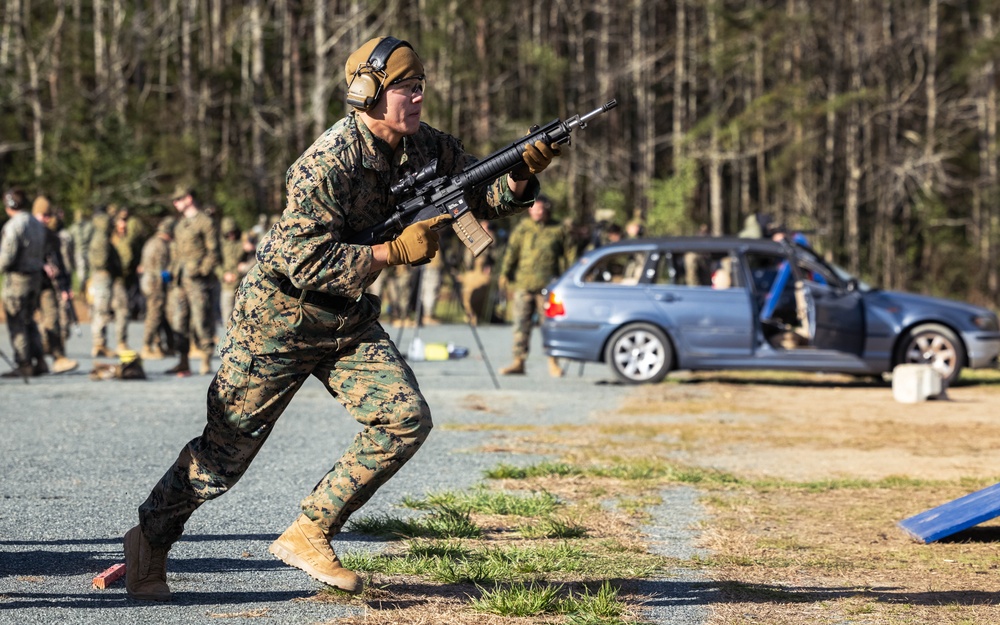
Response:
[545,291,565,318]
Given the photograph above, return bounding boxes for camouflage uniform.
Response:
[138,112,535,546]
[217,217,253,328]
[500,214,567,361]
[139,221,174,353]
[0,210,46,369]
[87,213,129,354]
[170,207,220,357]
[33,200,72,360]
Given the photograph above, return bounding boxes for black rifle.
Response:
[348,99,618,258]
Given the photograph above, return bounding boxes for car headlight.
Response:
[972,314,999,331]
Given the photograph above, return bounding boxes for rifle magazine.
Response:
[452,212,493,257]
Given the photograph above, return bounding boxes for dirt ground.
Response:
[619,371,1000,483]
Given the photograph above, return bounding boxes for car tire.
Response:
[894,323,966,386]
[604,322,673,384]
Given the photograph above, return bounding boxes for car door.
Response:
[645,247,755,361]
[790,249,865,356]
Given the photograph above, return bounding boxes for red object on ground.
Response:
[92,563,126,589]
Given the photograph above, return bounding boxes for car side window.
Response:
[653,250,740,288]
[582,251,649,285]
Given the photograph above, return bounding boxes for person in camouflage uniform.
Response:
[498,194,568,377]
[87,209,128,358]
[123,35,558,602]
[110,205,144,350]
[31,196,78,374]
[139,217,175,360]
[0,188,47,378]
[166,186,221,376]
[217,216,255,329]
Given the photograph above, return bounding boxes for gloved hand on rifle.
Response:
[511,130,562,180]
[385,214,450,266]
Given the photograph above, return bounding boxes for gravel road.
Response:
[0,321,710,624]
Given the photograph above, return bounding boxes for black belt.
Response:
[272,275,353,310]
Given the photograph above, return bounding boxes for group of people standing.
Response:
[0,185,258,379]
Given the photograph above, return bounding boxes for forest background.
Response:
[2,0,1000,306]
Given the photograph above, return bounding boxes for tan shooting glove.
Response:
[522,140,561,175]
[385,214,450,266]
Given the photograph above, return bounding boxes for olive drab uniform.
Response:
[87,212,128,357]
[170,207,220,367]
[217,217,253,329]
[500,215,567,362]
[0,209,46,373]
[139,219,174,357]
[138,112,537,547]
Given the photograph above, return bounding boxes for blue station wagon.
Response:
[541,236,1000,385]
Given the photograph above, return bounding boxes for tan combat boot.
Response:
[499,358,526,375]
[547,356,564,378]
[51,356,79,374]
[92,344,116,358]
[268,514,362,594]
[123,525,172,601]
[141,345,165,360]
[199,353,212,376]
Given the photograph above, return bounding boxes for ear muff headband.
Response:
[346,37,412,111]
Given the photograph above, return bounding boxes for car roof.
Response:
[592,235,788,255]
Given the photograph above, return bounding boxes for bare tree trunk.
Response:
[250,0,266,212]
[310,0,327,138]
[706,3,722,235]
[633,0,654,225]
[672,0,685,170]
[845,0,862,275]
[180,0,194,127]
[979,12,998,297]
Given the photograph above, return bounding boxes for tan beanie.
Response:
[344,36,424,94]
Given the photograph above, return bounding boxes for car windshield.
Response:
[794,242,872,292]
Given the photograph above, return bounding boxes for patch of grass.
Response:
[487,459,741,485]
[402,487,559,517]
[470,580,631,622]
[517,516,588,539]
[562,581,628,624]
[346,504,481,539]
[470,581,563,616]
[485,461,583,479]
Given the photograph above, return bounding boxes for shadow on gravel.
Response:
[676,375,888,389]
[0,590,314,610]
[710,580,1000,606]
[0,531,392,579]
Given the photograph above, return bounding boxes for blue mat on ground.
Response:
[898,482,1000,543]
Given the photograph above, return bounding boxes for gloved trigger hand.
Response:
[385,214,450,266]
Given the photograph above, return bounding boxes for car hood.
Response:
[866,289,993,317]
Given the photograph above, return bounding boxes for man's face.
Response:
[365,77,424,144]
[173,195,190,213]
[528,200,548,223]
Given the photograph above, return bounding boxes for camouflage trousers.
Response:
[508,289,546,360]
[2,272,43,366]
[139,269,432,547]
[89,271,129,348]
[170,274,216,355]
[37,286,67,358]
[141,286,169,350]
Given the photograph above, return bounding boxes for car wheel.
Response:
[604,323,672,384]
[894,323,966,385]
